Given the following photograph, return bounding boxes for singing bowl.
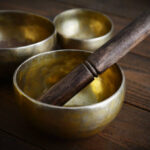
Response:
[13,50,125,138]
[54,9,113,51]
[0,10,56,78]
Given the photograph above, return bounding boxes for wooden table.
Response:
[0,0,150,149]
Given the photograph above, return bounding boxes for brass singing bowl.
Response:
[54,9,113,51]
[0,10,56,78]
[13,50,125,138]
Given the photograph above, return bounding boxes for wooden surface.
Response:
[0,0,150,149]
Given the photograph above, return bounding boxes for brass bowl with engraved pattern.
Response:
[13,50,125,138]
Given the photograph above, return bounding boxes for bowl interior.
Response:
[15,50,122,107]
[0,11,54,48]
[54,9,112,40]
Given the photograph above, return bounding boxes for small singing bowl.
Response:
[0,10,56,78]
[13,50,125,139]
[54,8,113,51]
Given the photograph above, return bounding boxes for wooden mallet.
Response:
[39,11,150,106]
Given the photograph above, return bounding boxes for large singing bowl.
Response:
[0,10,56,78]
[13,50,125,138]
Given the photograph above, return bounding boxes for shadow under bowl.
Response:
[54,8,113,51]
[0,10,56,78]
[13,50,125,138]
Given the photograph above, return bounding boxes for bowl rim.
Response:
[13,49,125,110]
[0,10,56,50]
[53,8,114,42]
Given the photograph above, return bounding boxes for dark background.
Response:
[0,0,150,150]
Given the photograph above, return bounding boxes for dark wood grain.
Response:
[1,0,150,19]
[39,11,150,105]
[101,104,150,149]
[0,129,41,150]
[0,0,150,149]
[56,0,150,19]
